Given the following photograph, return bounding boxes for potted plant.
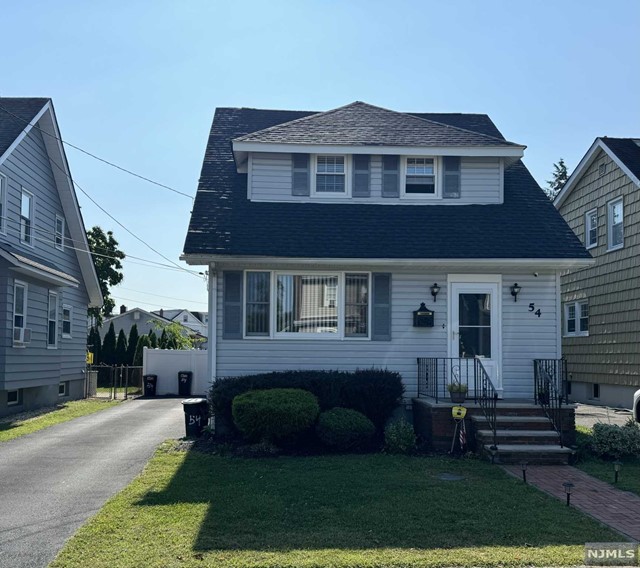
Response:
[537,387,550,405]
[447,381,468,403]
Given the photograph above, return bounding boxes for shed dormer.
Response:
[232,102,525,205]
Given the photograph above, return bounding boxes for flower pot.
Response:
[450,391,466,404]
[537,392,550,405]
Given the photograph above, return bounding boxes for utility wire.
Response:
[109,295,205,310]
[115,286,207,305]
[0,102,194,200]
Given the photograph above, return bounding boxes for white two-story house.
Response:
[182,102,592,405]
[0,98,102,416]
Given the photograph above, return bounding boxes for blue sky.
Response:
[1,0,638,313]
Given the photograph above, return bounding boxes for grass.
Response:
[574,425,640,497]
[0,399,119,442]
[50,444,620,568]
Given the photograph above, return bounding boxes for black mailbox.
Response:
[413,302,435,327]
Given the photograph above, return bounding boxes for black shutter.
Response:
[352,154,370,197]
[382,155,400,198]
[372,273,392,341]
[292,153,310,196]
[223,271,243,339]
[443,156,461,199]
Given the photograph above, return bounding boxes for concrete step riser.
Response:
[472,421,553,431]
[490,455,570,465]
[477,435,561,445]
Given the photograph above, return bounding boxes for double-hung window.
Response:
[55,215,65,250]
[62,304,73,338]
[565,300,589,336]
[47,291,58,348]
[607,198,623,250]
[314,156,346,194]
[404,157,437,196]
[585,208,598,249]
[0,173,6,234]
[244,272,370,338]
[20,189,34,245]
[13,281,27,347]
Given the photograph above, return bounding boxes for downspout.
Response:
[207,266,217,384]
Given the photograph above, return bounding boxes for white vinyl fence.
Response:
[142,348,209,396]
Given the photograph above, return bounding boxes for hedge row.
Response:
[210,369,404,433]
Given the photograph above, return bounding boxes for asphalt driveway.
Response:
[0,398,184,568]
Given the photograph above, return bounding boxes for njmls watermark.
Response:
[585,543,638,566]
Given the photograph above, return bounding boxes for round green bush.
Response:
[232,388,319,445]
[384,418,417,454]
[316,407,375,450]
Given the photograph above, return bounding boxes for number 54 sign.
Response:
[528,303,542,318]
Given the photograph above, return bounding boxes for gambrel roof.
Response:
[184,105,591,263]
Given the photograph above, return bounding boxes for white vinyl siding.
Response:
[218,270,559,399]
[249,154,502,204]
[607,197,623,250]
[585,208,598,249]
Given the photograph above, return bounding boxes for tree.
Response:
[87,326,102,365]
[545,158,569,200]
[86,226,126,325]
[148,329,158,348]
[159,328,168,349]
[115,329,128,365]
[133,335,151,366]
[154,320,199,350]
[127,324,139,365]
[102,322,117,365]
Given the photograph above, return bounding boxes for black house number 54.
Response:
[528,303,542,318]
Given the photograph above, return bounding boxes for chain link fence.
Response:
[87,365,144,400]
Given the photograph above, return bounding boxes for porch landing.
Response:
[412,397,577,464]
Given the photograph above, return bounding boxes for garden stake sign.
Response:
[450,405,467,455]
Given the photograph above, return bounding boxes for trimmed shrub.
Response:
[591,421,640,460]
[232,388,319,445]
[384,418,417,454]
[210,369,403,435]
[316,408,375,450]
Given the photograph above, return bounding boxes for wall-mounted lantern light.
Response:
[510,283,521,302]
[430,283,441,302]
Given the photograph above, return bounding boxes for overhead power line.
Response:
[116,286,207,305]
[0,102,194,200]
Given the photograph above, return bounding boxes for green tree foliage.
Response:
[86,226,126,325]
[127,324,139,365]
[154,320,199,350]
[87,326,102,365]
[545,158,569,200]
[134,335,151,366]
[148,329,158,348]
[115,329,128,365]
[159,328,168,349]
[102,322,117,365]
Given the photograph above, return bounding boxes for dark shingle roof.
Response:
[600,137,640,183]
[184,107,589,260]
[235,102,522,148]
[0,98,49,157]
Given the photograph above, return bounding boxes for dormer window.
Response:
[402,157,440,198]
[313,155,348,195]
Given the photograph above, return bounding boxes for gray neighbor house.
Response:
[0,98,102,417]
[555,137,640,408]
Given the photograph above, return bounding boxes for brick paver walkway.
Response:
[503,465,640,542]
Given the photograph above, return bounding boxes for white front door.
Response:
[449,278,502,394]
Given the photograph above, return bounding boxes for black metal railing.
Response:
[533,358,568,447]
[474,358,498,450]
[417,357,477,402]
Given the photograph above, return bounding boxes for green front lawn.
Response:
[0,399,119,443]
[51,443,619,568]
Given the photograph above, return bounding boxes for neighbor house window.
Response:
[7,389,22,406]
[404,157,437,196]
[314,155,346,194]
[607,198,623,250]
[565,300,589,336]
[585,208,598,249]
[20,189,34,245]
[13,281,27,336]
[182,314,188,322]
[0,173,6,234]
[48,291,58,348]
[243,272,371,339]
[62,304,72,338]
[55,215,65,250]
[58,381,68,397]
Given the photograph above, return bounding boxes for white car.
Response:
[635,389,640,422]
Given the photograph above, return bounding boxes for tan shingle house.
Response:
[555,137,640,408]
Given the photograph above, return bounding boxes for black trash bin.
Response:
[182,398,209,437]
[178,371,193,396]
[143,374,158,397]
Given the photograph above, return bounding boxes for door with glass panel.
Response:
[450,281,501,392]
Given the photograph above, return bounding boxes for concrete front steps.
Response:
[471,412,575,465]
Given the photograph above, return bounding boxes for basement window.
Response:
[7,389,22,406]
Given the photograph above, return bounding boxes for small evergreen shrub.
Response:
[591,421,640,460]
[210,369,403,436]
[384,418,417,454]
[232,388,319,445]
[316,408,375,451]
